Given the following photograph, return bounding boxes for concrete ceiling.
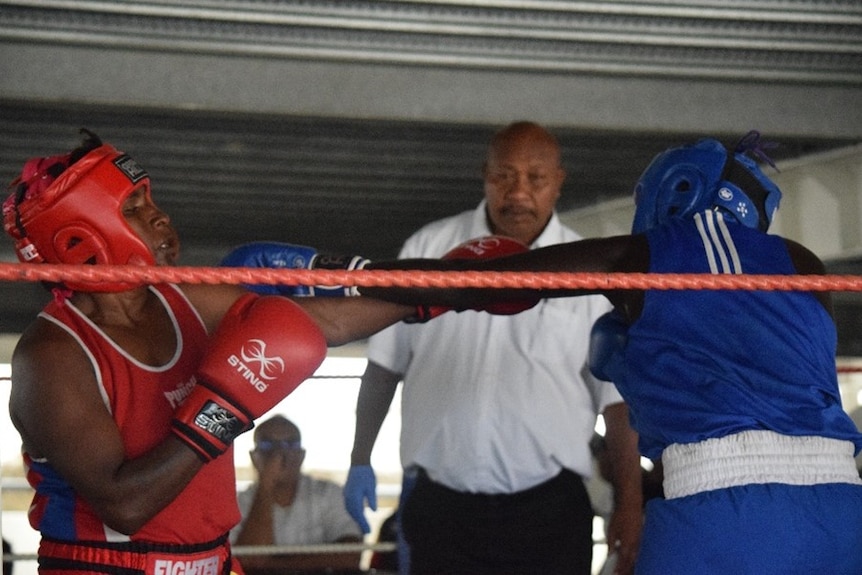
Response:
[0,0,860,337]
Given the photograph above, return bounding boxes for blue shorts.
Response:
[636,482,862,575]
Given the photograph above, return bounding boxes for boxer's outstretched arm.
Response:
[363,234,649,313]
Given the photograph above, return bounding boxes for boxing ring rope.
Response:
[3,262,862,291]
[3,263,862,568]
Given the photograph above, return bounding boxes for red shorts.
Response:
[37,535,244,575]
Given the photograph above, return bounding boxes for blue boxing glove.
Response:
[343,464,377,534]
[588,310,629,383]
[221,241,369,297]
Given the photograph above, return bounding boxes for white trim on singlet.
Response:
[38,311,111,412]
[43,286,185,372]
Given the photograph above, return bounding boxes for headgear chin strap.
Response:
[3,144,156,292]
[631,133,782,234]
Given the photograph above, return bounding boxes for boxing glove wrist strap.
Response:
[171,382,253,461]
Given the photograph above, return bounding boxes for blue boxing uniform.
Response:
[623,210,862,574]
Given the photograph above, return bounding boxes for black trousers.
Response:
[401,468,593,575]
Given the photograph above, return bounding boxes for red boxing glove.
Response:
[410,235,539,323]
[172,294,327,461]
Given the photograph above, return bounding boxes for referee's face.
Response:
[483,131,564,247]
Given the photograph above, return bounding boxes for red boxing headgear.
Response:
[3,144,156,292]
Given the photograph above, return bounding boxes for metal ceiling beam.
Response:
[1,0,860,84]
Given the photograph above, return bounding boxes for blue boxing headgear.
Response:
[631,132,782,234]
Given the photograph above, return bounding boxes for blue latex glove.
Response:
[344,464,377,534]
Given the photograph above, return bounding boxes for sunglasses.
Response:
[254,439,303,454]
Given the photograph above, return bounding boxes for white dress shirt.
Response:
[367,200,621,493]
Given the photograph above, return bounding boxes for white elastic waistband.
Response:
[661,430,862,500]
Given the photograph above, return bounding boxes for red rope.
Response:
[2,262,862,291]
[2,370,862,380]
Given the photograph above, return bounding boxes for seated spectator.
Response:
[231,415,362,574]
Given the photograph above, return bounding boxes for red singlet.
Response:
[25,284,241,574]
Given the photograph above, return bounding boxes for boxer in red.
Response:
[1,129,429,575]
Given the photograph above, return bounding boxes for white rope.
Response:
[2,542,397,564]
[233,542,396,556]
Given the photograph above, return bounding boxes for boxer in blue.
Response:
[367,132,862,574]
